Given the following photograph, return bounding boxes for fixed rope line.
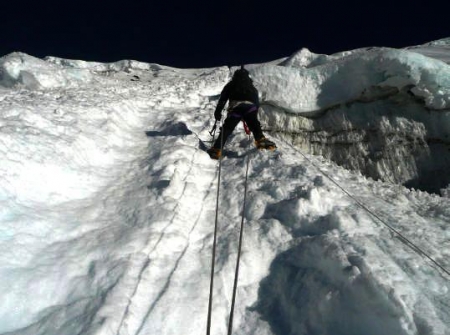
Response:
[206,119,224,335]
[227,134,252,335]
[280,138,450,278]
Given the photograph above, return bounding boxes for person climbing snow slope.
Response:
[207,65,276,160]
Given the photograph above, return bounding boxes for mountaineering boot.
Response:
[255,137,277,150]
[207,147,222,160]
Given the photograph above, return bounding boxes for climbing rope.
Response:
[279,137,450,279]
[206,120,224,335]
[206,126,253,335]
[227,134,252,335]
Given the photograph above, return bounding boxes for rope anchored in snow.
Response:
[206,129,252,335]
[206,119,223,335]
[227,134,252,335]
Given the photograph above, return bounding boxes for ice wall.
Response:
[251,47,450,194]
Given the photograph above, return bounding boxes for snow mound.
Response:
[252,47,450,113]
[0,52,95,89]
[279,48,332,68]
[45,56,177,74]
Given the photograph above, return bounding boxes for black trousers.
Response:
[213,104,264,149]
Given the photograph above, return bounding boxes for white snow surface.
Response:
[255,46,450,113]
[0,41,449,335]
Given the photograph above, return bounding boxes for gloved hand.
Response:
[214,109,222,121]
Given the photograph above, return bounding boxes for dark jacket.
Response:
[214,70,259,120]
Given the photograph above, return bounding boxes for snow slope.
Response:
[0,41,449,335]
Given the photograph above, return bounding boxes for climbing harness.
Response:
[206,127,253,335]
[242,120,251,135]
[278,136,450,279]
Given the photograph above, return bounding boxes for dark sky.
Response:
[1,0,448,68]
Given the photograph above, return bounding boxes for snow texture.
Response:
[0,41,449,335]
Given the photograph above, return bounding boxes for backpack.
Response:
[229,67,258,103]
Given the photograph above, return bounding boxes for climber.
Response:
[207,65,276,160]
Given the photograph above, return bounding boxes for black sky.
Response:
[1,0,448,68]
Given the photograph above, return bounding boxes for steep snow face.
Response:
[0,44,450,335]
[250,46,450,194]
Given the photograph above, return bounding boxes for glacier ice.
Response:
[250,47,450,194]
